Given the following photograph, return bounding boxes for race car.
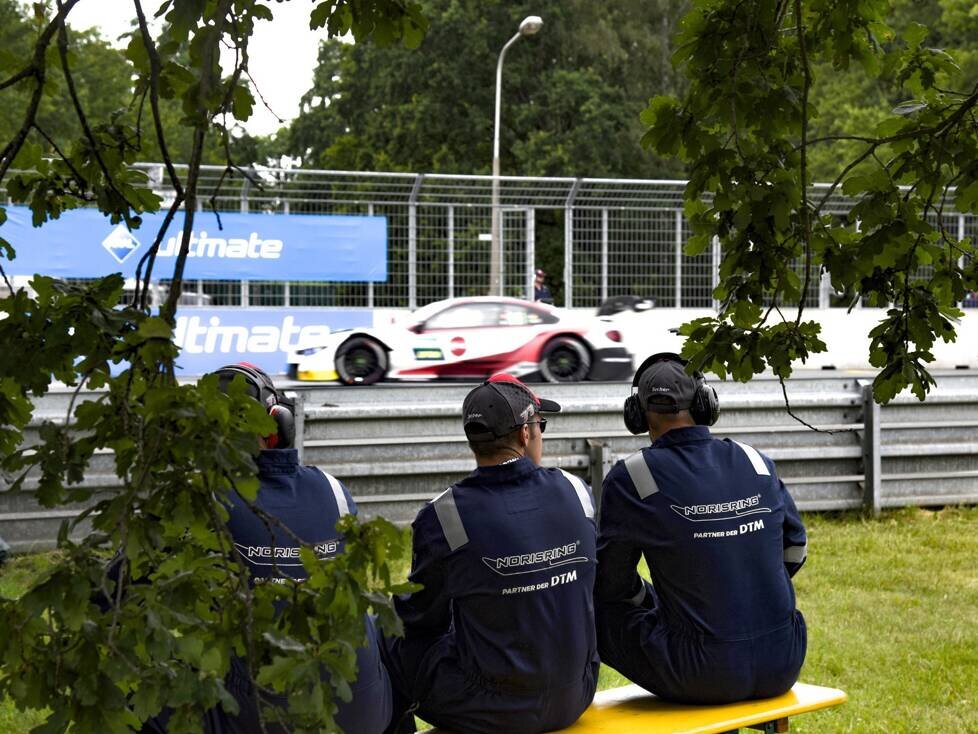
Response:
[286,296,633,384]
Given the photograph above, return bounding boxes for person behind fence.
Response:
[380,374,599,734]
[594,353,808,705]
[533,268,552,303]
[137,363,393,734]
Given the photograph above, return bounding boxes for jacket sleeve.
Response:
[594,464,646,604]
[780,478,808,576]
[393,510,452,637]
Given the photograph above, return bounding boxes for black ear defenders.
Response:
[622,352,719,435]
[215,363,296,449]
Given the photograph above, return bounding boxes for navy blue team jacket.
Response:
[393,456,599,731]
[224,449,392,734]
[595,426,807,701]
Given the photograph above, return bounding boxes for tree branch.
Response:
[55,3,137,227]
[0,0,83,183]
[793,0,813,325]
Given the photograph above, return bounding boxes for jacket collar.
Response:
[651,425,712,450]
[256,448,300,475]
[464,455,538,484]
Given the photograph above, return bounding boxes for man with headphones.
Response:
[381,374,599,734]
[199,363,392,734]
[595,353,808,704]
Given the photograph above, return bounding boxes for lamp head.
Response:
[519,15,543,36]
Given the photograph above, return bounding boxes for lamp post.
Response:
[490,15,543,296]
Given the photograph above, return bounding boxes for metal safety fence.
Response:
[4,165,977,310]
[3,374,977,551]
[111,166,978,310]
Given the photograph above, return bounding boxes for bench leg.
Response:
[748,718,789,733]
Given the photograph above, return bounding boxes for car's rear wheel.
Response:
[540,337,591,382]
[335,337,388,385]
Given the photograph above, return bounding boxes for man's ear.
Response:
[518,423,531,447]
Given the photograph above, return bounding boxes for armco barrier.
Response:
[2,374,977,551]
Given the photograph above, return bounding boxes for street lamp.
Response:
[490,15,543,296]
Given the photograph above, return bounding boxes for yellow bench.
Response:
[563,682,847,733]
[422,682,847,733]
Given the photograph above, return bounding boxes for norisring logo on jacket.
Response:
[482,541,587,576]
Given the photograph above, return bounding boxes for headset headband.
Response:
[216,363,279,409]
[631,352,693,390]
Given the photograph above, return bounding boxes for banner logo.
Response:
[102,224,141,264]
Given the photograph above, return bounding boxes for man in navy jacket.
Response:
[382,374,599,734]
[215,363,392,734]
[137,364,392,734]
[595,354,808,704]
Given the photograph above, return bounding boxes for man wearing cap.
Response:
[533,269,552,303]
[381,374,599,734]
[594,353,808,704]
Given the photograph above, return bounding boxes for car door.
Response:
[416,301,545,377]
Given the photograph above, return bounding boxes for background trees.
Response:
[284,0,690,179]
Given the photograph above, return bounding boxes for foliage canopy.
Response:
[0,1,423,732]
[642,0,978,403]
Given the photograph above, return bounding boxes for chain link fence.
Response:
[5,165,978,310]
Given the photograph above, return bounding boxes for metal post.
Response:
[408,176,423,310]
[491,29,525,297]
[408,205,417,309]
[711,235,721,311]
[500,209,506,295]
[600,208,609,302]
[447,205,455,300]
[819,270,832,309]
[587,439,612,519]
[674,209,683,307]
[564,179,582,308]
[526,208,535,301]
[958,213,966,309]
[367,203,376,308]
[196,279,203,306]
[286,391,305,462]
[861,382,882,516]
[564,208,574,308]
[241,281,249,307]
[283,281,291,308]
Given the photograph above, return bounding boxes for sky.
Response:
[67,0,331,137]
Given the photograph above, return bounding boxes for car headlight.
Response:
[296,346,324,356]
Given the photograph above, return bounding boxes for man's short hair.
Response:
[467,421,542,459]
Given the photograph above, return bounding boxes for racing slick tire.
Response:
[539,336,591,383]
[335,337,388,385]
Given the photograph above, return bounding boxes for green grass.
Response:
[3,508,977,732]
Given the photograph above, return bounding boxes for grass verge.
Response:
[2,507,976,732]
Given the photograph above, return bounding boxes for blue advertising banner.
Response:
[173,308,372,375]
[2,205,387,281]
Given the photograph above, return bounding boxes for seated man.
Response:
[137,363,392,734]
[595,353,808,704]
[382,374,599,734]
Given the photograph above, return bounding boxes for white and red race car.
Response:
[286,296,633,384]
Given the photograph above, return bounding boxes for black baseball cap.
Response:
[463,374,561,441]
[637,354,698,413]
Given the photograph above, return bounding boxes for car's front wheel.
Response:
[540,337,591,382]
[335,337,388,385]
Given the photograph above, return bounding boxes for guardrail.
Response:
[3,374,977,551]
